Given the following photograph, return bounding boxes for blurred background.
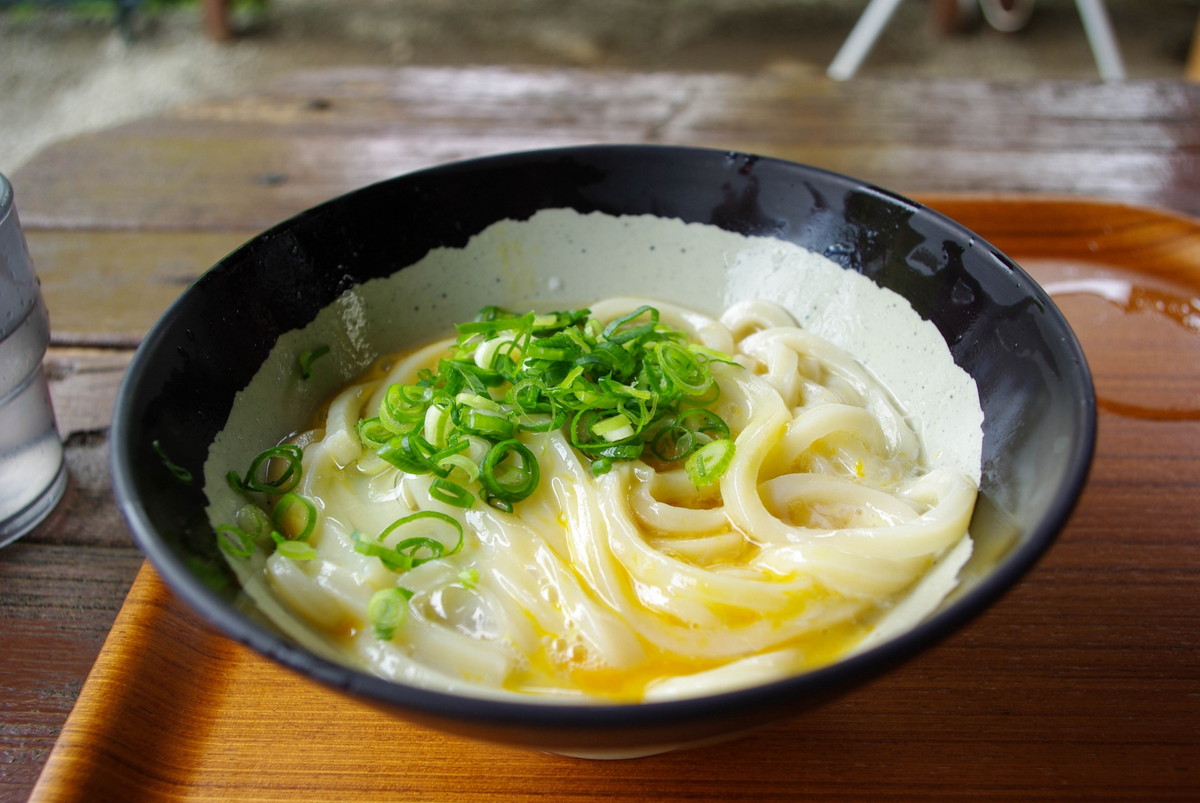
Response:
[2,0,1198,176]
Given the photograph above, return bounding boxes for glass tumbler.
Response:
[0,173,66,547]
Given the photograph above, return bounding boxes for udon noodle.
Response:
[219,297,978,702]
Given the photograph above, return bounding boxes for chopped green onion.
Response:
[676,407,731,440]
[298,345,331,380]
[380,384,429,430]
[459,406,515,440]
[649,407,730,461]
[684,381,722,405]
[393,536,447,566]
[152,439,193,484]
[455,311,535,339]
[590,457,615,477]
[591,412,635,442]
[436,453,480,484]
[356,511,466,573]
[456,392,502,412]
[593,443,645,461]
[430,478,474,508]
[276,540,318,561]
[381,511,464,558]
[515,409,567,434]
[216,524,254,559]
[345,305,740,514]
[234,444,304,495]
[353,530,410,572]
[525,341,571,361]
[367,586,414,640]
[598,376,652,402]
[377,433,448,476]
[685,438,736,487]
[601,304,658,340]
[444,359,504,392]
[457,568,480,589]
[571,407,638,453]
[482,493,514,514]
[235,504,272,540]
[651,423,696,462]
[480,439,540,506]
[531,309,588,332]
[423,402,455,446]
[357,417,393,448]
[689,343,742,367]
[272,492,318,540]
[653,341,711,395]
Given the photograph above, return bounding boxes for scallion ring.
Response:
[480,439,539,504]
[685,438,736,487]
[152,439,193,484]
[239,444,304,495]
[378,511,464,562]
[367,586,414,640]
[459,406,516,440]
[276,540,318,561]
[393,535,449,568]
[677,406,729,435]
[216,525,254,559]
[377,433,448,476]
[429,478,475,509]
[601,304,658,340]
[235,503,272,540]
[271,492,318,540]
[650,423,695,461]
[380,383,429,430]
[357,417,393,448]
[435,453,479,484]
[352,530,410,572]
[653,340,712,396]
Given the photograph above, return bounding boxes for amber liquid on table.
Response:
[1031,259,1200,421]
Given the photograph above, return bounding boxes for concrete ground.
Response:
[2,0,1198,177]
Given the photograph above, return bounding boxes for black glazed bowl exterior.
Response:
[111,145,1095,756]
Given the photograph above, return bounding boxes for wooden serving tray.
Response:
[31,197,1200,801]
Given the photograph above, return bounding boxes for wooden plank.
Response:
[11,69,1199,232]
[44,347,132,436]
[25,230,259,346]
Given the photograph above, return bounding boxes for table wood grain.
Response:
[2,67,1198,801]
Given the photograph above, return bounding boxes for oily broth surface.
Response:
[203,209,984,701]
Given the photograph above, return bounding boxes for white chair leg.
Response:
[827,0,907,81]
[1076,0,1127,80]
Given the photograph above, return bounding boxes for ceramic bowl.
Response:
[110,145,1095,757]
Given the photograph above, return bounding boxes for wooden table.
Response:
[3,67,1198,801]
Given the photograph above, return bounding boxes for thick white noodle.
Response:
[236,298,978,702]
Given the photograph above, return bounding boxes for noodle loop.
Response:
[227,298,978,702]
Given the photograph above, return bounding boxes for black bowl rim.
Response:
[110,143,1097,733]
